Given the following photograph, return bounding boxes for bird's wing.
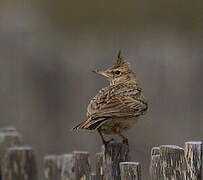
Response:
[87,84,146,118]
[89,95,147,119]
[73,95,147,130]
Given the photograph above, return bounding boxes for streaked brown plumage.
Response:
[73,51,148,150]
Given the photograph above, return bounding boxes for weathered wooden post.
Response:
[2,146,38,180]
[160,145,185,180]
[72,151,91,180]
[90,173,96,180]
[120,162,141,180]
[60,154,75,180]
[96,152,104,180]
[44,155,61,180]
[0,128,22,179]
[149,147,162,180]
[0,128,22,162]
[102,142,130,180]
[44,151,91,180]
[184,141,202,180]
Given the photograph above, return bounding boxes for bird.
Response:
[73,51,148,153]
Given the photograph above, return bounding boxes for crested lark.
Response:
[73,51,148,151]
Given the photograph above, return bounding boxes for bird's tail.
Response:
[72,118,107,130]
[72,121,87,130]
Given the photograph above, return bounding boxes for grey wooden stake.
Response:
[44,151,91,180]
[102,142,130,180]
[90,173,96,180]
[160,145,186,180]
[44,155,61,180]
[72,151,91,180]
[44,154,77,180]
[184,141,202,180]
[96,152,104,180]
[0,129,22,163]
[2,146,38,180]
[120,162,141,180]
[149,147,162,180]
[60,154,75,180]
[60,152,91,180]
[0,128,22,179]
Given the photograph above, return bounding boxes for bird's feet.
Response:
[113,129,129,148]
[114,131,129,159]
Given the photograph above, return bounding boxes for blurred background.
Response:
[0,0,203,179]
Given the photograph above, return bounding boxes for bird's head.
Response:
[93,51,136,85]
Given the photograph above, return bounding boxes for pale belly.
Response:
[100,117,139,135]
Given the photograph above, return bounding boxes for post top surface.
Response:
[73,150,89,154]
[185,141,202,145]
[160,145,183,150]
[120,162,140,165]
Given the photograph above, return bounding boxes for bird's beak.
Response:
[92,69,109,77]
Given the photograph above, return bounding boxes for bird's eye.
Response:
[114,70,121,75]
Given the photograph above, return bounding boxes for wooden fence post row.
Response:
[150,141,202,180]
[44,142,133,180]
[0,127,202,180]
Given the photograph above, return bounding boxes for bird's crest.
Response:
[114,50,129,68]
